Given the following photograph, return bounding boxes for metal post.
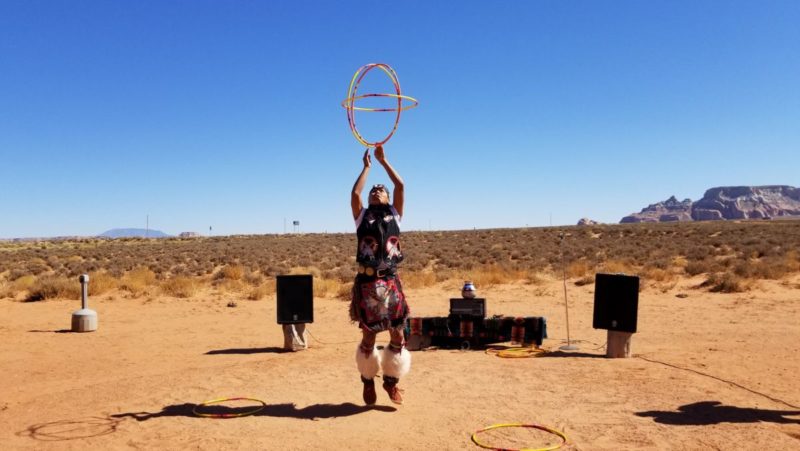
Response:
[559,233,579,351]
[81,274,88,309]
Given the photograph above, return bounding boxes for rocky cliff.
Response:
[620,196,693,223]
[620,186,800,223]
[691,185,800,220]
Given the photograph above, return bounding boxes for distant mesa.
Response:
[621,196,693,223]
[99,228,172,238]
[691,185,800,220]
[620,185,800,223]
[577,218,600,226]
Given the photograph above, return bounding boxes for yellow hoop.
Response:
[471,423,569,451]
[193,397,266,418]
[485,346,548,358]
[341,93,419,112]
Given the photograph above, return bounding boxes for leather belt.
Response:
[357,265,395,278]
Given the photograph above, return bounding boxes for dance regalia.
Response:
[349,204,410,332]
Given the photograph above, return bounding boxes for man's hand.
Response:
[363,148,371,168]
[374,145,386,164]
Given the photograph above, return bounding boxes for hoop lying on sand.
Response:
[193,397,266,418]
[471,423,569,451]
[342,63,418,147]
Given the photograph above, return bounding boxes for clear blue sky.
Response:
[1,1,798,238]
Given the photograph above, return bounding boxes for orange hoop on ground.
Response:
[343,63,418,147]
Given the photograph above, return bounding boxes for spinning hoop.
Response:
[341,93,419,112]
[193,397,267,418]
[342,63,418,147]
[471,423,569,451]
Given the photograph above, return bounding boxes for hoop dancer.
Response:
[350,145,410,405]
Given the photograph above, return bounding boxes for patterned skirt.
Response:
[349,276,410,333]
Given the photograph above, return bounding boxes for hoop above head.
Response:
[341,93,419,112]
[343,63,417,147]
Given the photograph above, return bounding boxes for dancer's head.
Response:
[368,184,390,205]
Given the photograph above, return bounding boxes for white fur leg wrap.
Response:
[381,346,411,379]
[356,346,381,379]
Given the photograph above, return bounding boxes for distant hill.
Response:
[99,228,172,238]
[621,185,800,223]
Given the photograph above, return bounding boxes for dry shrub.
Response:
[524,271,547,285]
[314,278,343,298]
[785,250,800,272]
[335,281,353,300]
[0,274,37,298]
[470,264,527,287]
[88,271,118,295]
[733,257,795,280]
[640,267,675,283]
[216,264,244,281]
[701,272,749,293]
[15,274,38,289]
[216,278,246,293]
[26,276,80,301]
[121,267,157,296]
[7,267,33,281]
[685,260,713,276]
[244,271,264,286]
[598,259,635,275]
[401,271,437,289]
[566,260,591,278]
[160,276,197,298]
[434,268,458,283]
[672,256,688,268]
[289,266,322,278]
[247,279,276,300]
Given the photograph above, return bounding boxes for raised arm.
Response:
[351,149,371,220]
[374,145,404,217]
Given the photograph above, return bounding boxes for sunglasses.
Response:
[370,184,387,193]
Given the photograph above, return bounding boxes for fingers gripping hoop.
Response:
[193,397,267,418]
[342,63,419,147]
[471,423,569,451]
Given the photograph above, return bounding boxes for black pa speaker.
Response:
[592,273,639,333]
[449,298,486,318]
[276,275,313,324]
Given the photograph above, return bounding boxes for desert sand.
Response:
[2,276,799,450]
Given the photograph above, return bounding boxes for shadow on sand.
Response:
[28,329,73,334]
[18,416,123,441]
[205,347,289,355]
[536,350,606,359]
[112,402,395,421]
[636,401,800,425]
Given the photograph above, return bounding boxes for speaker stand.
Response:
[606,330,632,358]
[559,343,580,351]
[282,324,309,351]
